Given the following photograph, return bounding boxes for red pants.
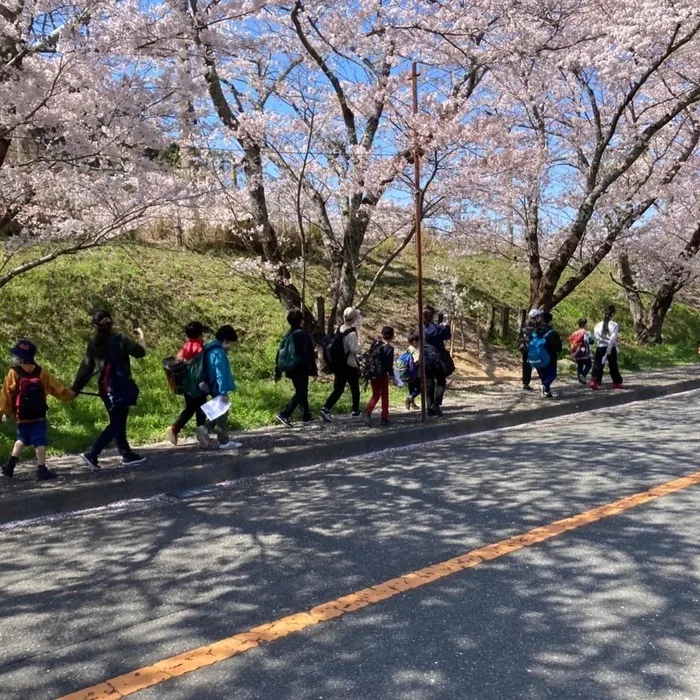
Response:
[366,375,389,421]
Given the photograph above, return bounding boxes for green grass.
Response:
[1,242,699,460]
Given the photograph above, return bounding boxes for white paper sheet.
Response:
[201,396,230,422]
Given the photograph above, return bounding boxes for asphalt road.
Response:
[2,391,700,700]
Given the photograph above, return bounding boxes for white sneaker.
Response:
[218,441,242,450]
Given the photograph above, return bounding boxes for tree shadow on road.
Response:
[1,397,699,699]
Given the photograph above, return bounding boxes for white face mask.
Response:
[11,355,23,365]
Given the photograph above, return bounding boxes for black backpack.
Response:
[100,335,140,408]
[321,328,356,373]
[14,365,47,421]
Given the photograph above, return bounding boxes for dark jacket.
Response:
[535,326,562,368]
[72,332,145,393]
[379,343,395,377]
[276,329,318,379]
[518,321,536,353]
[424,322,451,353]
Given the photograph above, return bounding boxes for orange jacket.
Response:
[0,363,74,423]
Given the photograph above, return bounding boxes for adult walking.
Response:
[320,307,362,422]
[73,310,147,469]
[518,309,542,391]
[275,309,318,428]
[590,305,622,390]
[423,305,452,417]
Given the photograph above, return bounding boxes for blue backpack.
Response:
[396,351,417,381]
[527,330,553,368]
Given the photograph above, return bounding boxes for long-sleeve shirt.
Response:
[275,329,318,379]
[204,339,236,397]
[424,322,451,353]
[594,320,619,349]
[533,327,563,369]
[340,324,359,368]
[1,363,73,423]
[72,332,146,394]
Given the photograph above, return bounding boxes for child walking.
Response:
[1,340,75,480]
[167,321,208,446]
[568,318,592,384]
[363,326,395,427]
[590,305,622,390]
[275,309,318,428]
[401,331,421,410]
[531,312,562,398]
[203,324,241,449]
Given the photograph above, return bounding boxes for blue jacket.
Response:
[205,340,236,397]
[424,322,451,353]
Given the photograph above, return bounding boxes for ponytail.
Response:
[602,304,615,336]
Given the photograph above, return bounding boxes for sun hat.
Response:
[9,339,37,364]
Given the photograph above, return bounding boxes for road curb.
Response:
[2,378,699,525]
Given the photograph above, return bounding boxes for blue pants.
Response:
[537,363,557,391]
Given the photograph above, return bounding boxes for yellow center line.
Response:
[56,469,700,700]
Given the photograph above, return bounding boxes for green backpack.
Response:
[162,348,211,397]
[277,330,302,373]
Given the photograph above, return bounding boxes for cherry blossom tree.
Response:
[450,0,700,310]
[0,0,188,291]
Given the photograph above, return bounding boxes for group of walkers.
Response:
[518,304,623,397]
[1,301,620,481]
[274,304,455,428]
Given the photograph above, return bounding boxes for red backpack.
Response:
[14,365,47,421]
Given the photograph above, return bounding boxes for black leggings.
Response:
[325,366,360,413]
[89,401,132,458]
[173,394,206,433]
[426,368,446,409]
[521,350,533,387]
[591,347,622,384]
[281,373,311,421]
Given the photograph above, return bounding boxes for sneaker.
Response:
[166,426,178,446]
[218,441,242,450]
[613,383,623,390]
[543,391,554,399]
[36,466,57,481]
[351,411,363,419]
[82,452,100,470]
[2,463,15,479]
[381,418,392,427]
[276,414,293,429]
[320,407,333,423]
[363,410,372,426]
[410,399,418,410]
[577,374,587,386]
[435,406,444,417]
[589,381,600,391]
[522,384,534,391]
[196,425,210,449]
[122,452,147,466]
[405,397,412,410]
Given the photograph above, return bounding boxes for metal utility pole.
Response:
[412,62,428,423]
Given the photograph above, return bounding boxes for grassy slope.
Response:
[1,243,698,458]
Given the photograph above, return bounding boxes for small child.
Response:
[203,325,241,450]
[568,317,592,385]
[167,321,207,446]
[403,331,421,410]
[363,326,395,427]
[1,340,75,480]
